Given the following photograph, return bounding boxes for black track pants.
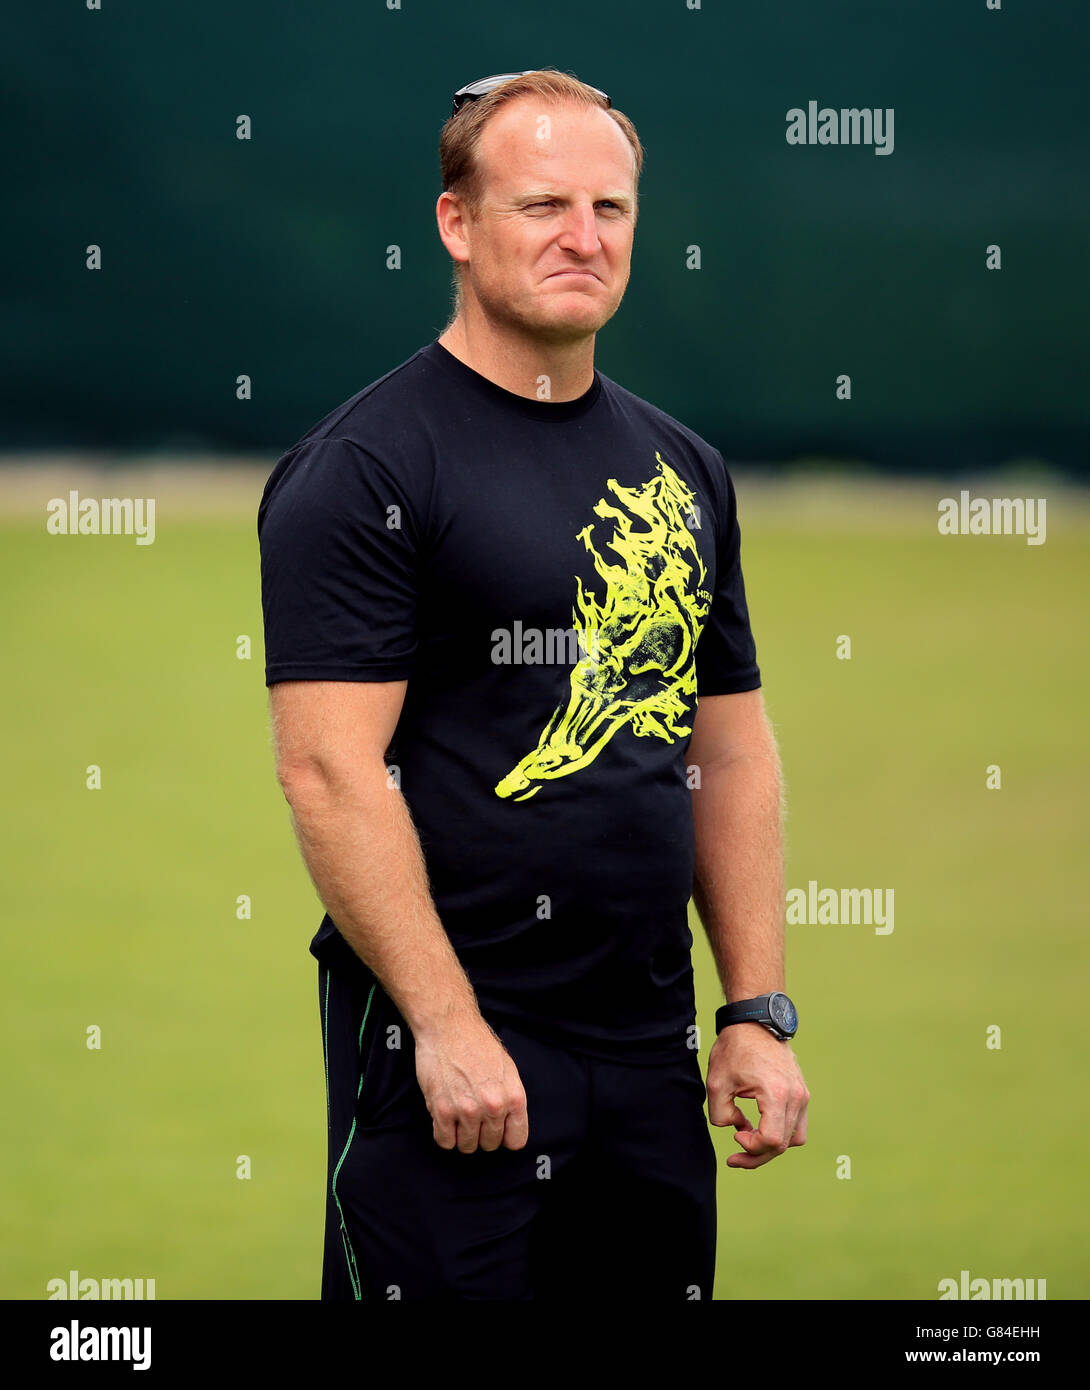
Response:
[317,944,718,1302]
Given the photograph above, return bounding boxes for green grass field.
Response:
[2,467,1087,1299]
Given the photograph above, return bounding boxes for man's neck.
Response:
[437,313,596,403]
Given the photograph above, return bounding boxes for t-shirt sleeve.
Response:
[257,434,424,685]
[694,455,762,696]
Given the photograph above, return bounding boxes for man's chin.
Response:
[477,287,622,344]
[526,297,619,343]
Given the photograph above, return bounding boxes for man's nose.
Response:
[556,204,601,257]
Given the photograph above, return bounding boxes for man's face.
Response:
[452,97,637,344]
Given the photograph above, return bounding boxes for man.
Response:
[258,68,808,1302]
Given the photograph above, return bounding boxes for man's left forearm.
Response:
[691,737,785,1005]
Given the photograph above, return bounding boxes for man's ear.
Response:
[436,190,471,268]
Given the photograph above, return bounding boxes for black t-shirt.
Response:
[257,339,761,1061]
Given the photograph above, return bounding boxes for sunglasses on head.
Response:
[451,71,611,118]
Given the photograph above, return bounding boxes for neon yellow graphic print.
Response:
[495,451,712,802]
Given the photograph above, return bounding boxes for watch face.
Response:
[770,993,798,1035]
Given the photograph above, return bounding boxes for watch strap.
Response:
[715,993,795,1040]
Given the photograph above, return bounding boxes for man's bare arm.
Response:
[688,688,809,1169]
[270,679,527,1154]
[689,688,785,998]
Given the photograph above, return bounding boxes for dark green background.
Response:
[4,1,1087,471]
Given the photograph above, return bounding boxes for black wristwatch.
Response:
[715,992,798,1041]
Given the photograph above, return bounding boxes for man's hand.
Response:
[414,1014,529,1155]
[706,1021,809,1169]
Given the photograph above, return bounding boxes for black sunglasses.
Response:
[451,71,611,118]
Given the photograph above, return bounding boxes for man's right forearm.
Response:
[280,761,481,1041]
